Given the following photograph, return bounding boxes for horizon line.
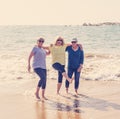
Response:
[0,21,120,26]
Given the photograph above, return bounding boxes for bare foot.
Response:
[57,92,60,95]
[35,93,40,99]
[75,89,78,95]
[42,96,48,100]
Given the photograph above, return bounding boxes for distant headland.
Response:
[82,22,120,26]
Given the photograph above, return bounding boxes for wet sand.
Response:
[0,80,120,119]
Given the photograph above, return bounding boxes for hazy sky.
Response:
[0,0,120,25]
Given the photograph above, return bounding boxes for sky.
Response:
[0,0,120,25]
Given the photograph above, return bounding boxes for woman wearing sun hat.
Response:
[65,38,84,94]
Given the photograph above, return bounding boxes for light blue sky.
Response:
[0,0,120,25]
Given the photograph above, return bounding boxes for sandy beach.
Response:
[0,79,120,119]
[0,25,120,119]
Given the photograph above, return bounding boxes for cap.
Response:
[71,38,78,42]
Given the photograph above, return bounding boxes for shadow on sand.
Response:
[35,93,120,119]
[46,92,120,112]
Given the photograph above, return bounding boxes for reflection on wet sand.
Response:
[35,101,46,119]
[34,91,120,119]
[73,99,81,113]
[55,98,82,119]
[35,95,82,119]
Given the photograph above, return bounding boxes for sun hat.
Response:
[71,38,78,42]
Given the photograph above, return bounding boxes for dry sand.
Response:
[0,79,120,119]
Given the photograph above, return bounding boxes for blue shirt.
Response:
[66,46,84,69]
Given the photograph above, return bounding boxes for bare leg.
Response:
[57,83,62,94]
[66,88,68,94]
[62,72,73,83]
[42,89,45,98]
[35,87,40,99]
[42,89,47,100]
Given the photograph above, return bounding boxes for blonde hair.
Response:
[55,36,65,46]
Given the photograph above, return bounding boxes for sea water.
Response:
[0,25,120,86]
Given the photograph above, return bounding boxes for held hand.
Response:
[78,44,83,50]
[77,66,82,72]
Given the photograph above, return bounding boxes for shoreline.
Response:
[0,80,120,119]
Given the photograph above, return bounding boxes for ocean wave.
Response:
[81,53,120,81]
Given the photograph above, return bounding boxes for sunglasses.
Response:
[39,40,44,43]
[57,39,63,42]
[71,41,77,43]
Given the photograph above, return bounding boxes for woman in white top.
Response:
[28,38,50,100]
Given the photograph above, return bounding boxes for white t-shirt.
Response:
[32,46,46,69]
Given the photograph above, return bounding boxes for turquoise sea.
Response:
[0,25,120,54]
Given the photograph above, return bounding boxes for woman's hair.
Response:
[55,36,65,46]
[37,37,45,42]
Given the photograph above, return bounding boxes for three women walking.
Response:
[28,37,84,99]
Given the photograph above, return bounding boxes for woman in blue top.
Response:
[65,38,84,94]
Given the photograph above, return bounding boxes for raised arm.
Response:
[42,46,51,55]
[78,44,83,50]
[46,48,50,55]
[42,46,49,50]
[66,43,83,50]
